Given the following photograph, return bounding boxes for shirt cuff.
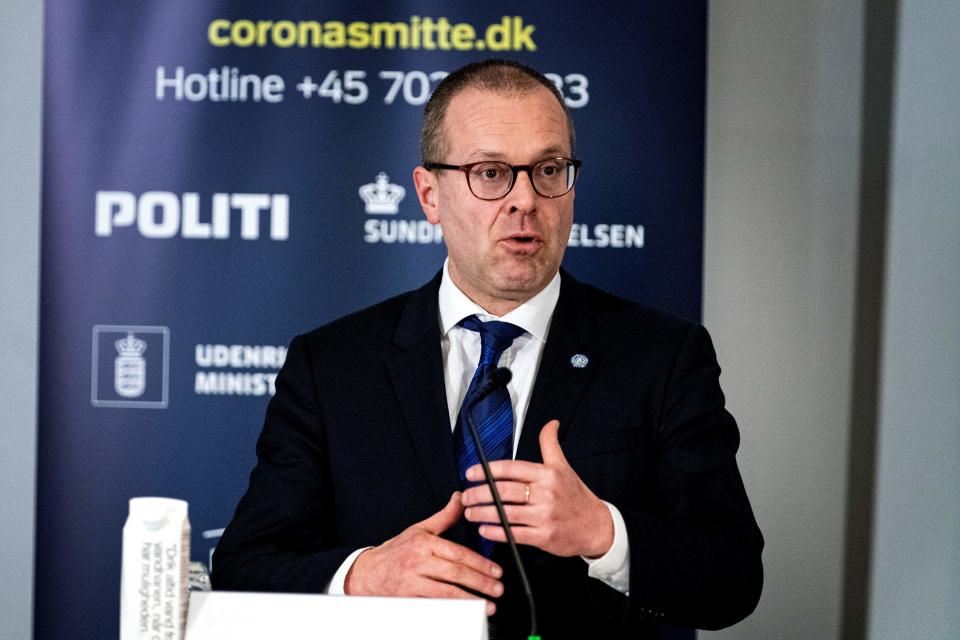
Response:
[581,501,630,594]
[324,547,373,595]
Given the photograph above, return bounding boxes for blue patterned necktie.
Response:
[453,315,525,556]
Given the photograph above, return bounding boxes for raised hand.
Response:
[461,420,614,558]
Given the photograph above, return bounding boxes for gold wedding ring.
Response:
[524,484,531,505]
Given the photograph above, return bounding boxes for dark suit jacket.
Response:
[213,270,763,639]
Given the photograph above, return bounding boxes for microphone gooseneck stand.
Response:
[464,367,540,640]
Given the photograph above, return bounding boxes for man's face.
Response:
[414,85,574,315]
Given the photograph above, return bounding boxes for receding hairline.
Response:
[447,85,571,151]
[420,60,576,164]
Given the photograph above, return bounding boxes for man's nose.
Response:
[507,169,537,214]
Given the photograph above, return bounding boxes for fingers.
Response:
[418,492,464,535]
[465,459,541,483]
[461,481,530,506]
[538,419,567,466]
[420,555,504,600]
[430,537,503,581]
[347,523,503,602]
[464,504,534,526]
[411,577,498,616]
[463,419,566,483]
[477,524,545,548]
[418,538,502,616]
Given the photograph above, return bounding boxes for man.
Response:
[213,59,763,638]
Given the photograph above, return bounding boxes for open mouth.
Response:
[500,235,542,254]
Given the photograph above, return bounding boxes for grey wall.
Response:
[703,1,960,639]
[701,2,863,638]
[0,1,43,639]
[866,1,960,637]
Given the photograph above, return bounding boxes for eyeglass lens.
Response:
[467,159,576,199]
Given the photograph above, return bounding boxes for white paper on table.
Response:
[185,591,488,640]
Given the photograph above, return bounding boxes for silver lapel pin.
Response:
[570,354,589,369]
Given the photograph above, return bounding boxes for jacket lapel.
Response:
[385,273,462,511]
[517,271,600,462]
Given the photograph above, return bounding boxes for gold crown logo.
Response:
[359,172,405,214]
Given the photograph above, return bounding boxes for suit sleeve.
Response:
[211,334,356,593]
[616,323,764,629]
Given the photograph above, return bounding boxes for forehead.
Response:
[442,86,571,161]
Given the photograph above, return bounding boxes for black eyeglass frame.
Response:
[424,157,582,200]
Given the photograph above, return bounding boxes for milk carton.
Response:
[120,497,191,640]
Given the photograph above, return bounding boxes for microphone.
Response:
[464,367,539,640]
[470,366,513,403]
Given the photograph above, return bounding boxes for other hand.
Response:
[461,420,614,558]
[344,492,504,615]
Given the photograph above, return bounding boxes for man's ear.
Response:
[413,166,441,224]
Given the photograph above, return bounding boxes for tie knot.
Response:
[459,315,525,367]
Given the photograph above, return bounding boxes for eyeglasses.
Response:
[424,157,581,200]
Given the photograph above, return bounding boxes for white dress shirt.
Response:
[326,261,630,595]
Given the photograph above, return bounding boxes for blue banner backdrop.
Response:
[36,2,705,637]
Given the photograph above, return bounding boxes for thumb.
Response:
[418,491,464,535]
[539,419,568,467]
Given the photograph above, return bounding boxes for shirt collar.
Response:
[438,258,560,342]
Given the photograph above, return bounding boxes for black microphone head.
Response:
[490,366,512,387]
[469,367,513,407]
